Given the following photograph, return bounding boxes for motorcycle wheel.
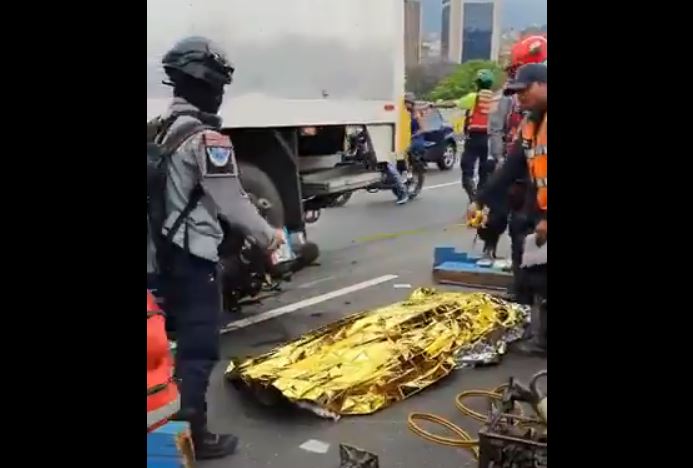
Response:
[406,166,425,199]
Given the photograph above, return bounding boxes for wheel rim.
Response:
[443,146,455,167]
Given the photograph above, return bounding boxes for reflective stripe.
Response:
[525,149,535,159]
[147,394,180,428]
[534,145,547,155]
[535,178,547,188]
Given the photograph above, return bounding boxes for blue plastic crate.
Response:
[147,421,194,467]
[433,247,512,290]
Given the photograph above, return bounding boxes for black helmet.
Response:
[162,36,234,89]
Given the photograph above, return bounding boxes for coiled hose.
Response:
[407,384,516,459]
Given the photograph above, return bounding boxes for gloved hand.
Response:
[268,228,286,252]
[466,202,489,228]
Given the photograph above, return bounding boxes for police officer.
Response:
[156,37,284,459]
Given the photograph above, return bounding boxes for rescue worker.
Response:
[479,35,548,270]
[147,290,179,433]
[468,63,547,356]
[155,37,284,459]
[460,69,496,202]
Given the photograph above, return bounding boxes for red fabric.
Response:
[147,290,178,430]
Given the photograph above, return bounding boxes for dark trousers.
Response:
[160,246,221,421]
[509,212,534,302]
[460,131,490,198]
[518,265,547,348]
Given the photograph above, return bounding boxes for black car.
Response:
[418,108,459,171]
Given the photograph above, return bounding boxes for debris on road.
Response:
[393,283,412,289]
[299,439,330,454]
[225,289,527,417]
[339,444,379,468]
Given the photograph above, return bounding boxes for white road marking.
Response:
[297,275,337,289]
[221,274,399,333]
[422,181,459,191]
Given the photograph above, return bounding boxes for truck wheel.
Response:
[237,161,285,228]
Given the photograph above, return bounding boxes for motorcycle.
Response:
[328,127,425,206]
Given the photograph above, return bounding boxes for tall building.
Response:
[404,0,422,67]
[441,0,501,64]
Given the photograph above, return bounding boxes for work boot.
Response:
[462,176,476,202]
[193,430,239,460]
[173,408,239,460]
[516,297,546,357]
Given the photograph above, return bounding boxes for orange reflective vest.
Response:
[147,290,179,432]
[466,89,494,133]
[520,113,547,212]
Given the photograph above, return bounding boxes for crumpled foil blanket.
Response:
[225,288,528,418]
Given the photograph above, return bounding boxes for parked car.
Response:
[417,107,459,171]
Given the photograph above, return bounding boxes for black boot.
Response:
[462,176,476,202]
[193,430,239,460]
[173,408,239,460]
[515,297,547,357]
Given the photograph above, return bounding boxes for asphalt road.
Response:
[201,167,546,468]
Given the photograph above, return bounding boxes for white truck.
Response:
[147,0,413,265]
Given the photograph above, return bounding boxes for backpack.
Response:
[146,113,212,270]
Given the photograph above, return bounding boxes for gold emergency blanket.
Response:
[225,288,526,416]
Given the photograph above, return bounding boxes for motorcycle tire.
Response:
[407,167,425,199]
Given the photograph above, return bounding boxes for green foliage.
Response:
[405,62,458,98]
[428,60,506,101]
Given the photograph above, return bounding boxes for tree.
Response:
[428,60,506,101]
[405,62,458,98]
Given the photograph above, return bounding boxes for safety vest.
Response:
[147,290,179,432]
[466,89,494,133]
[520,113,547,212]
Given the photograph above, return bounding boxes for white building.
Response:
[441,0,501,63]
[404,0,423,67]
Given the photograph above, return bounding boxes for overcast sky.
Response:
[420,0,547,34]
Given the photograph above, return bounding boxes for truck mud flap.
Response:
[301,166,381,197]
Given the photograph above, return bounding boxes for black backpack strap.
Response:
[165,183,204,247]
[156,115,214,250]
[159,119,212,158]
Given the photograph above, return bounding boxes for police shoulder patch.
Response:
[202,131,236,177]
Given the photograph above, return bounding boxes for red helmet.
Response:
[508,36,547,76]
